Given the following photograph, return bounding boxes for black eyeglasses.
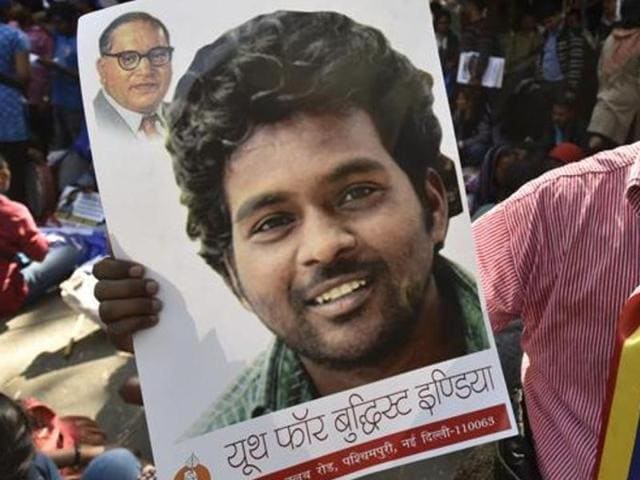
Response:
[102,46,174,71]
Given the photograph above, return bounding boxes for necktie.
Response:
[140,114,160,139]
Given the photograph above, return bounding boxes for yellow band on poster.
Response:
[597,328,640,480]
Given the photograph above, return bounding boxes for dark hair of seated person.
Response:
[0,392,34,480]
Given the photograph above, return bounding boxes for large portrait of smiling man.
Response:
[165,9,489,437]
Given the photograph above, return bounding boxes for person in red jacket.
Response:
[0,155,82,317]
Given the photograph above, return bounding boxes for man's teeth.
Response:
[314,279,367,305]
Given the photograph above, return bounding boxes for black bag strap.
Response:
[494,390,541,480]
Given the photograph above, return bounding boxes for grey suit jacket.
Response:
[93,90,168,140]
[93,89,138,139]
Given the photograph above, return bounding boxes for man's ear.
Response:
[424,168,449,247]
[222,252,254,312]
[0,169,10,194]
[96,58,106,85]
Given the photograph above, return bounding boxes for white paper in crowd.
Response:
[456,52,505,88]
[77,0,518,478]
[55,186,104,226]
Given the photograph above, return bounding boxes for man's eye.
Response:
[252,214,293,235]
[149,49,169,62]
[340,185,378,204]
[120,52,138,65]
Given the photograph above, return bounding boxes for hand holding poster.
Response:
[78,1,517,478]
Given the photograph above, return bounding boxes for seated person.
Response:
[433,9,459,98]
[452,86,493,167]
[470,144,554,218]
[540,90,587,150]
[0,392,153,480]
[0,155,83,318]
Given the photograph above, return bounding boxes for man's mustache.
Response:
[290,258,387,307]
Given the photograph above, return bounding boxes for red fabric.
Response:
[549,142,585,164]
[23,398,106,479]
[0,194,49,316]
[472,143,640,480]
[24,397,77,451]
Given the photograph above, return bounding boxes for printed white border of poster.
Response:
[78,0,517,478]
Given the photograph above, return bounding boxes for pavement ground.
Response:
[0,291,153,461]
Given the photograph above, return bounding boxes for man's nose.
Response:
[298,211,357,267]
[135,56,154,73]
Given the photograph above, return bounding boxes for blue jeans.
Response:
[82,449,142,480]
[22,241,84,304]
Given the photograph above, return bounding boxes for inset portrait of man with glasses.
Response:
[94,12,173,141]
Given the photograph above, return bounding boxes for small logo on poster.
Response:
[173,453,212,480]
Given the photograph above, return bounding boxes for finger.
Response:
[74,423,103,433]
[98,298,162,323]
[106,315,159,338]
[63,416,97,427]
[78,430,106,445]
[94,278,158,301]
[93,257,145,281]
[83,432,107,446]
[107,316,159,353]
[110,331,134,354]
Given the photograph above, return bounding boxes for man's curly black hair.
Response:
[167,10,443,287]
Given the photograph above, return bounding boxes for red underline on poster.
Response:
[257,404,510,480]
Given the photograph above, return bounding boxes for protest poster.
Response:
[77,0,518,478]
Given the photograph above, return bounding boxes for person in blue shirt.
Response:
[0,0,30,204]
[41,4,83,150]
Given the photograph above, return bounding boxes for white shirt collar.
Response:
[103,90,165,140]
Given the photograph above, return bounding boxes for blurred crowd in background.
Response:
[432,0,640,217]
[2,0,640,478]
[2,0,639,232]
